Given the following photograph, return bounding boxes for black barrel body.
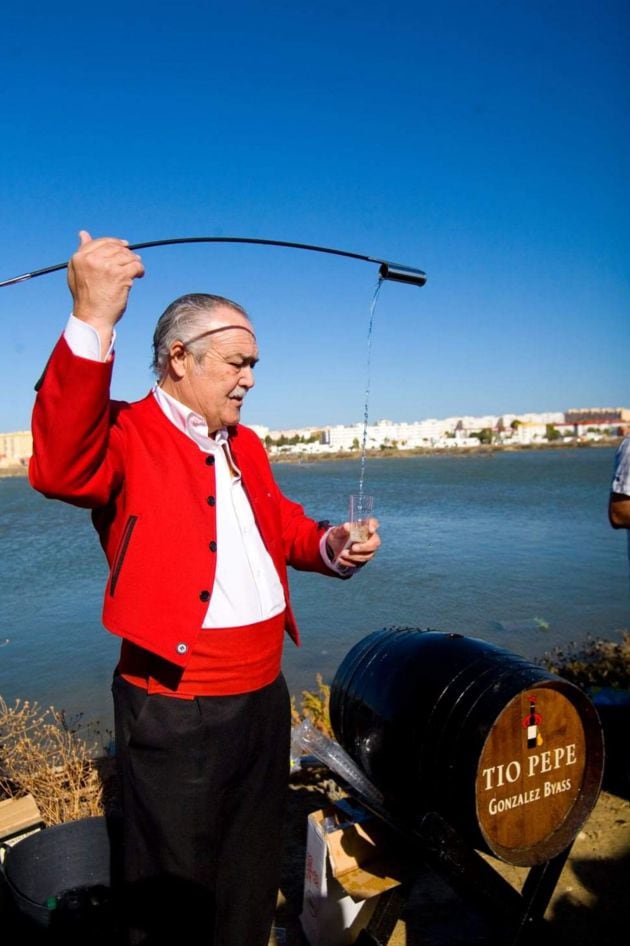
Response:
[330,628,604,866]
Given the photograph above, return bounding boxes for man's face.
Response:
[167,306,259,432]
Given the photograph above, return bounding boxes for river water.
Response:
[0,448,627,735]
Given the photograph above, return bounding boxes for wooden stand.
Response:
[341,792,571,946]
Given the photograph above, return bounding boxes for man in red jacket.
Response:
[30,232,380,946]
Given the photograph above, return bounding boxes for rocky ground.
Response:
[273,771,630,946]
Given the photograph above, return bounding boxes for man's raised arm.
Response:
[29,232,144,506]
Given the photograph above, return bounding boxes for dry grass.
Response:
[0,697,106,825]
[290,673,333,737]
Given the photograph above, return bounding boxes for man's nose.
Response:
[240,365,255,388]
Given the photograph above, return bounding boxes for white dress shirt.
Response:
[153,384,286,627]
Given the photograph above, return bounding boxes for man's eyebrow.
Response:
[230,352,259,363]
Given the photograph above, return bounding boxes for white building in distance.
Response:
[0,431,32,467]
[2,407,627,464]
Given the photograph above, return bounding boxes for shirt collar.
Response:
[152,384,229,447]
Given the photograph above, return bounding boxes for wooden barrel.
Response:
[330,628,604,866]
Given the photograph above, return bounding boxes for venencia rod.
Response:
[0,236,428,289]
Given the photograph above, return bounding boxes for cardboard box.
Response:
[0,794,44,856]
[299,800,405,946]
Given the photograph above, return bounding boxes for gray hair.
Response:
[151,293,250,378]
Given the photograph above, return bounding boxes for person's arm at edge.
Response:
[609,437,630,529]
[609,492,630,529]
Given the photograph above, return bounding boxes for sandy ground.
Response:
[273,772,630,946]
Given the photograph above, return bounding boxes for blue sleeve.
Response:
[611,438,630,495]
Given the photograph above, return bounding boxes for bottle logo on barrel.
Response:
[522,695,543,749]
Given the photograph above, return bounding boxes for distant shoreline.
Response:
[0,466,29,479]
[0,437,621,478]
[267,437,621,464]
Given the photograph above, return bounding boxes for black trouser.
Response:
[111,673,291,946]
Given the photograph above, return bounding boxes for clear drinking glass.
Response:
[348,494,374,543]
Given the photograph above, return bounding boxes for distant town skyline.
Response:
[3,405,627,468]
[261,405,630,437]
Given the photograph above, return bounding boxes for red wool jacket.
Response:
[30,336,338,668]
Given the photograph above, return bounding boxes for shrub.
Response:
[540,632,630,691]
[0,698,107,825]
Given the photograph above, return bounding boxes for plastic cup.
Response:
[349,494,374,544]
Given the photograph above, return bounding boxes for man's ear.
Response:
[168,340,188,379]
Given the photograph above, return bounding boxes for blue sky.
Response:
[1,0,628,431]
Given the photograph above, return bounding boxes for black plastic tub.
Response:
[0,815,118,941]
